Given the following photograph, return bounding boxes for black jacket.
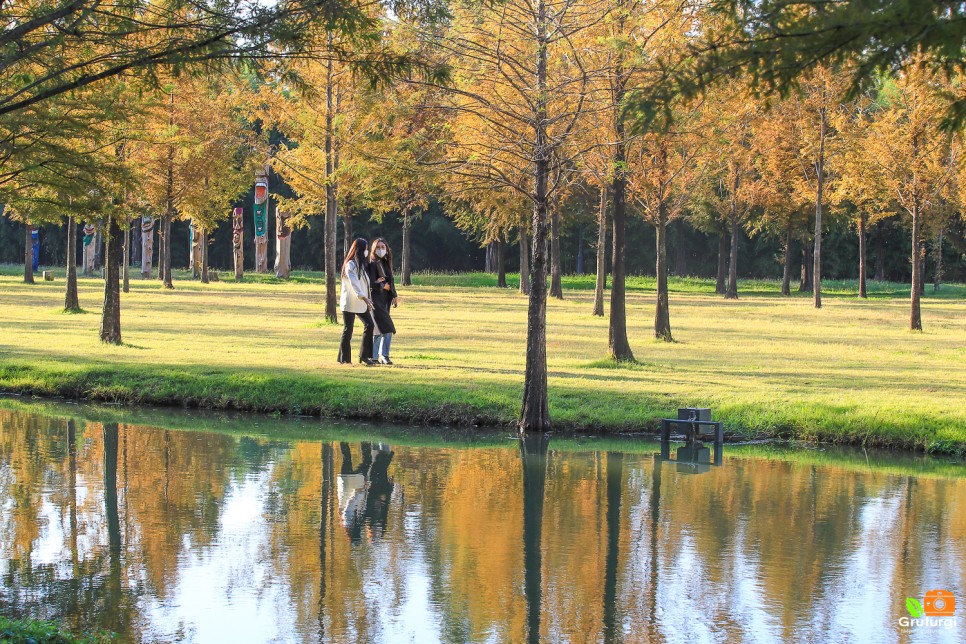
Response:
[366,259,397,335]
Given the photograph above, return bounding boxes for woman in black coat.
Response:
[366,237,398,364]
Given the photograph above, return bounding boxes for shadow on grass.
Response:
[582,358,662,371]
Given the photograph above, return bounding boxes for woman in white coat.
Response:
[338,237,376,364]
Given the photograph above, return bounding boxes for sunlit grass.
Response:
[0,265,963,453]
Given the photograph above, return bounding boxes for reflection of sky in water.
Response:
[726,523,777,644]
[817,492,902,643]
[0,411,964,644]
[140,472,294,643]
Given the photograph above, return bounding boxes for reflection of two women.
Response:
[337,442,394,541]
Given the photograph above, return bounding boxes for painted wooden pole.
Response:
[140,216,154,278]
[232,207,244,281]
[274,206,292,279]
[189,220,202,278]
[82,223,97,275]
[253,169,269,273]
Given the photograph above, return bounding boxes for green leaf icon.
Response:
[906,597,925,618]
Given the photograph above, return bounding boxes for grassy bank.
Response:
[5,397,964,479]
[1,266,964,453]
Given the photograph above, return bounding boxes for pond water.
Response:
[0,402,963,643]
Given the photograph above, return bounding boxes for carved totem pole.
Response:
[231,207,244,280]
[140,216,154,278]
[274,207,292,279]
[253,169,269,273]
[30,227,39,271]
[82,223,97,275]
[189,220,202,278]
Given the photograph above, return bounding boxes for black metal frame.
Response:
[660,418,724,465]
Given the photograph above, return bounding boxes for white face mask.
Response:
[375,248,387,258]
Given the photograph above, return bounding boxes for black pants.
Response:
[339,311,374,363]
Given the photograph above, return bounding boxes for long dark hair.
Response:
[341,237,368,277]
[370,237,394,275]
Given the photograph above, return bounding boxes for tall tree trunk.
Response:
[609,162,634,360]
[725,214,739,299]
[919,254,926,296]
[485,241,496,273]
[519,228,530,295]
[324,38,338,324]
[157,215,166,283]
[607,3,633,361]
[200,230,209,284]
[122,222,130,294]
[550,210,563,299]
[858,212,867,298]
[131,221,141,267]
[162,212,173,289]
[933,227,943,292]
[520,433,549,644]
[799,241,813,291]
[812,107,827,309]
[715,229,727,294]
[673,218,688,276]
[874,222,886,281]
[24,223,35,284]
[65,215,80,310]
[401,213,412,286]
[910,202,922,331]
[781,219,793,296]
[100,216,122,344]
[575,226,584,275]
[654,209,672,341]
[496,234,507,288]
[162,91,175,289]
[593,186,607,316]
[520,5,552,432]
[342,213,352,257]
[93,228,103,271]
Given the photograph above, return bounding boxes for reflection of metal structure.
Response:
[274,207,291,278]
[140,216,154,278]
[231,207,244,280]
[253,169,269,273]
[660,407,724,468]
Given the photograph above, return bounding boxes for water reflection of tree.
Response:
[520,433,549,644]
[4,408,966,642]
[318,442,333,642]
[603,452,623,644]
[101,423,124,635]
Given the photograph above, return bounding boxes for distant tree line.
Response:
[2,196,963,283]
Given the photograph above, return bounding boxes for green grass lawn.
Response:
[1,265,964,453]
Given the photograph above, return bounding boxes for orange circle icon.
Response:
[924,590,956,617]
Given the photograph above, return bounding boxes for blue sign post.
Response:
[31,227,39,272]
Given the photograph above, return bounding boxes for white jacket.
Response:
[340,259,371,313]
